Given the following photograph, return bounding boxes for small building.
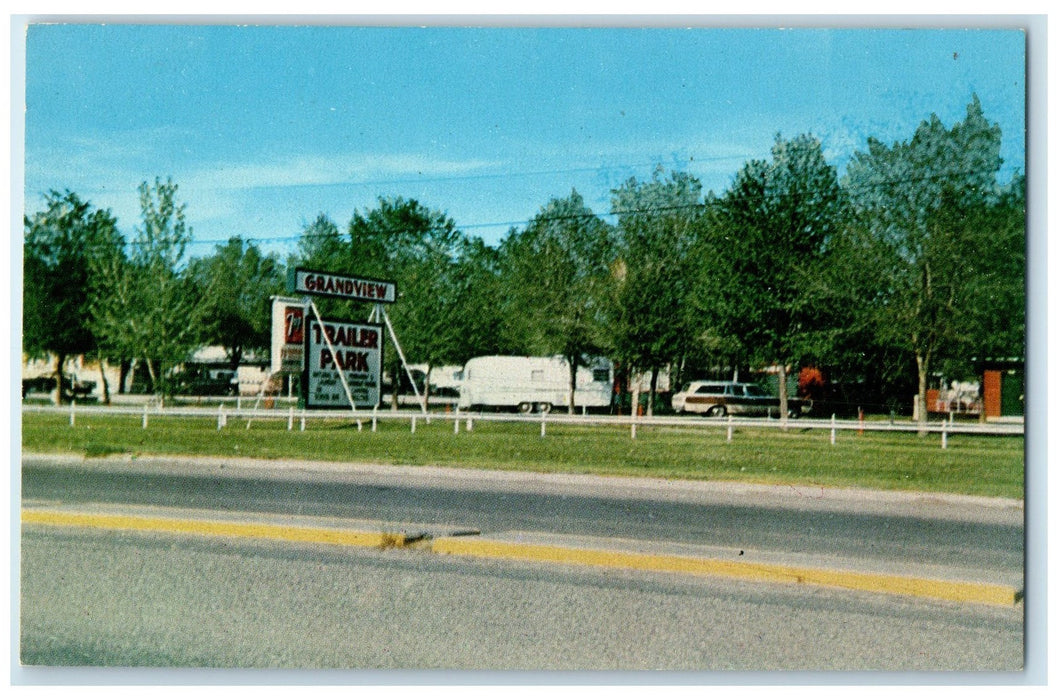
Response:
[975,357,1024,420]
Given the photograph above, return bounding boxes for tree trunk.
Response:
[916,352,929,436]
[567,355,578,415]
[423,362,432,411]
[648,366,659,417]
[145,356,158,395]
[118,359,130,394]
[53,352,66,406]
[99,358,111,405]
[229,346,243,373]
[778,363,789,430]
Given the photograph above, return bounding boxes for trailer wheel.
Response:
[517,401,533,414]
[537,402,552,414]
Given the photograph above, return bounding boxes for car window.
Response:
[696,385,724,394]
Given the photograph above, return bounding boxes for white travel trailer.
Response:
[458,355,614,413]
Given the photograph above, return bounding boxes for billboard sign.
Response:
[304,317,383,409]
[270,297,307,374]
[290,267,397,304]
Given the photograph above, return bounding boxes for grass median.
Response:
[20,411,1024,499]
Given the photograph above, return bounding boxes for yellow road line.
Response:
[22,509,406,549]
[431,537,1020,607]
[23,507,1019,606]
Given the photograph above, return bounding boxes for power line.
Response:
[181,163,1018,250]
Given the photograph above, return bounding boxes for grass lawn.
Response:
[20,411,1025,499]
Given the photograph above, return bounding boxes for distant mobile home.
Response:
[457,355,613,413]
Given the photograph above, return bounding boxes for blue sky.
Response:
[21,23,1026,259]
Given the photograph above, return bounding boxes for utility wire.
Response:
[177,162,1018,250]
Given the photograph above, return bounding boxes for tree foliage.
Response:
[499,190,616,412]
[189,236,285,370]
[24,190,121,402]
[610,170,704,412]
[90,178,202,395]
[843,96,1015,423]
[710,134,845,418]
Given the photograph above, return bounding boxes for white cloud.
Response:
[182,152,502,193]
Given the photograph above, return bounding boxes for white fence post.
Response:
[142,404,148,429]
[372,406,378,433]
[540,413,546,438]
[69,400,76,426]
[942,420,948,450]
[300,412,306,432]
[727,414,733,443]
[411,415,417,434]
[288,406,294,431]
[830,414,837,445]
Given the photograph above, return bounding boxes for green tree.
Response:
[446,237,513,362]
[337,197,467,408]
[611,170,704,414]
[296,213,345,271]
[24,190,121,403]
[499,190,616,413]
[711,134,845,420]
[969,174,1026,361]
[843,96,1016,425]
[92,178,202,396]
[189,236,285,370]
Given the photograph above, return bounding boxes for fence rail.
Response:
[25,403,1025,447]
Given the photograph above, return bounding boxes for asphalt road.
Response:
[17,454,1026,672]
[20,525,1023,672]
[20,454,1024,577]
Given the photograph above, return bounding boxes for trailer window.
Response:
[592,369,610,383]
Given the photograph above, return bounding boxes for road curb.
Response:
[21,508,408,549]
[430,535,1022,607]
[22,505,1020,607]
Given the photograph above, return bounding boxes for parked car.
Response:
[21,375,95,400]
[671,381,811,418]
[172,368,238,396]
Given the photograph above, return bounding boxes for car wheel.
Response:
[707,405,727,418]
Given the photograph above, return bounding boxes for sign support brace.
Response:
[369,304,428,415]
[307,297,363,426]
